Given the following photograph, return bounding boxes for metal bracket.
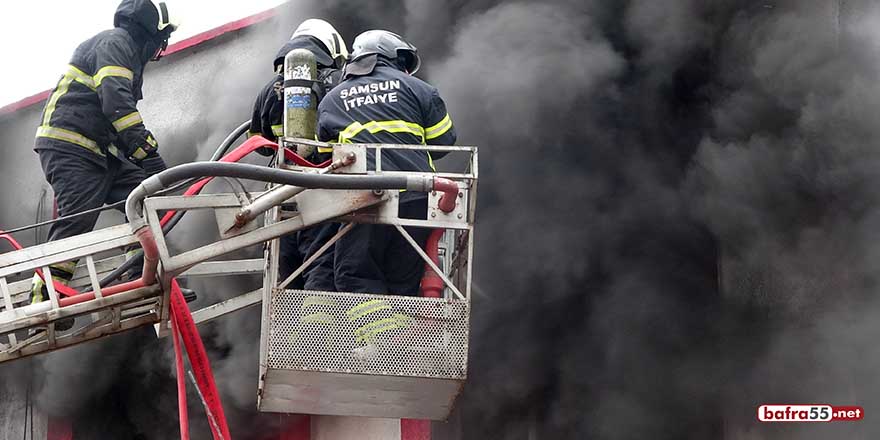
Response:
[428,187,468,225]
[331,144,368,174]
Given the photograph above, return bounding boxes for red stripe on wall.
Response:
[0,90,51,116]
[0,6,279,117]
[401,419,431,440]
[279,414,311,440]
[47,417,73,440]
[164,7,278,56]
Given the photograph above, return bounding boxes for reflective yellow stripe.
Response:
[317,146,334,154]
[146,135,157,148]
[31,271,73,304]
[112,111,143,132]
[302,312,334,324]
[346,299,390,321]
[94,65,134,87]
[424,113,453,140]
[338,120,425,144]
[391,313,413,327]
[353,314,412,343]
[67,65,96,90]
[271,124,283,137]
[51,261,77,277]
[36,126,104,157]
[31,274,45,304]
[42,76,74,126]
[130,147,148,161]
[302,296,338,308]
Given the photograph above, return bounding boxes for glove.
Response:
[128,132,159,163]
[140,152,168,176]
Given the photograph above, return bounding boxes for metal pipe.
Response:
[126,162,434,226]
[433,177,460,213]
[0,280,153,325]
[135,227,159,285]
[60,279,146,307]
[232,152,357,229]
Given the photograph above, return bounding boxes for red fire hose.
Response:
[159,138,329,227]
[170,278,230,440]
[170,308,190,440]
[0,231,79,298]
[419,229,445,298]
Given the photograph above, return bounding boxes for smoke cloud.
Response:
[3,0,880,438]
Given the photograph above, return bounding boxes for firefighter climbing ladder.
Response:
[0,136,477,422]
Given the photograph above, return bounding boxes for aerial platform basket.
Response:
[256,141,478,420]
[260,289,469,419]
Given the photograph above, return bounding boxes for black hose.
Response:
[211,120,251,161]
[122,163,424,277]
[154,162,415,192]
[100,121,252,286]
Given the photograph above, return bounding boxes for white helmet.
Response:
[292,19,349,69]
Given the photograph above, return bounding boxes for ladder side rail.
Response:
[0,310,158,363]
[0,284,161,336]
[0,224,135,271]
[0,278,17,346]
[3,257,264,308]
[0,232,138,279]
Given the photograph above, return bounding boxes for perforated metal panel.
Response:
[267,290,468,379]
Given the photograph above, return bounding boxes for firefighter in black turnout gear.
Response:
[30,0,178,321]
[250,19,349,291]
[317,30,457,295]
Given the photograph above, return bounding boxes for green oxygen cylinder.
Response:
[283,48,318,157]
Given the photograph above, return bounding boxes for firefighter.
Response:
[249,19,348,291]
[30,0,178,325]
[317,30,457,297]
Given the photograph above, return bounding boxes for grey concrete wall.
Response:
[0,362,48,440]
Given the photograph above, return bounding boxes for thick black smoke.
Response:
[5,0,880,438]
[314,0,880,439]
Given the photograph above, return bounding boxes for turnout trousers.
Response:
[37,147,146,242]
[30,146,145,316]
[334,197,430,296]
